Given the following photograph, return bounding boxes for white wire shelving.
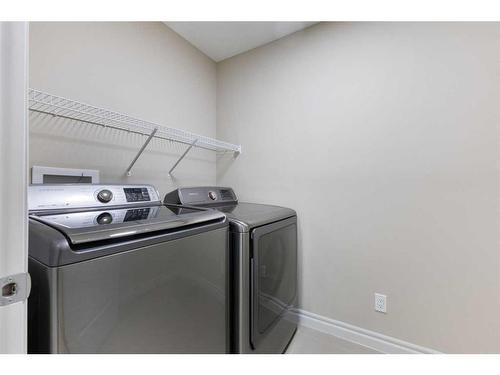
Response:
[28,88,241,176]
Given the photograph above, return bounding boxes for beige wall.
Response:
[216,22,500,353]
[29,22,217,196]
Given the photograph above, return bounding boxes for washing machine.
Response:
[28,184,229,353]
[164,187,297,353]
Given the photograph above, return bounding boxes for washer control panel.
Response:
[29,184,160,211]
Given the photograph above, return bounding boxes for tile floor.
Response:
[286,326,380,354]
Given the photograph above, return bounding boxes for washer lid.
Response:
[30,204,225,244]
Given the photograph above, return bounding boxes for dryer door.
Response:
[250,216,297,350]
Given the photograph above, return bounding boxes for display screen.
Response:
[124,188,150,202]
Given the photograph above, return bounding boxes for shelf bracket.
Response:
[125,127,158,176]
[168,139,198,176]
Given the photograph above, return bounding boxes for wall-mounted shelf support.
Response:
[125,127,158,176]
[168,139,198,176]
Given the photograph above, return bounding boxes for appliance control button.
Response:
[208,191,217,200]
[96,212,113,225]
[97,189,113,203]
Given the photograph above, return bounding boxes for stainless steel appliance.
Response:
[28,184,228,353]
[164,187,297,354]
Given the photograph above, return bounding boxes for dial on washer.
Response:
[96,212,113,225]
[208,191,217,201]
[97,189,113,203]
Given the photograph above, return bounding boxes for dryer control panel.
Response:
[164,186,238,206]
[29,184,160,211]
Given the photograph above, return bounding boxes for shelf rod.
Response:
[168,139,198,176]
[125,127,158,176]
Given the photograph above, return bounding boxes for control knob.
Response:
[97,189,113,203]
[208,191,217,201]
[96,212,113,225]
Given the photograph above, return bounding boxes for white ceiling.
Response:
[164,22,318,62]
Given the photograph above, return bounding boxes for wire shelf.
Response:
[28,88,241,176]
[28,88,241,154]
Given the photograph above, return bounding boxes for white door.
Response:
[0,21,29,354]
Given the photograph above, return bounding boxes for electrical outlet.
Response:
[374,293,387,313]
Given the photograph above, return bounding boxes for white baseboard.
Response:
[290,308,441,354]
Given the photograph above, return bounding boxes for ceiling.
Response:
[164,22,318,62]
